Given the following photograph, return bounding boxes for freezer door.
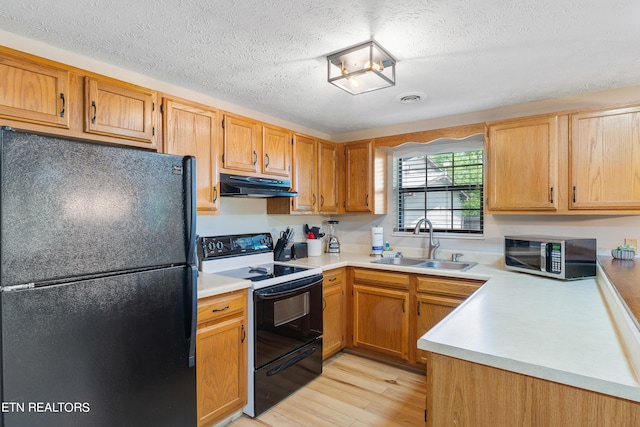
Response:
[0,266,196,427]
[0,129,195,288]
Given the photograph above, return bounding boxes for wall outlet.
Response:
[624,238,638,249]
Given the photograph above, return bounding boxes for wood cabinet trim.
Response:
[353,268,410,289]
[197,290,246,326]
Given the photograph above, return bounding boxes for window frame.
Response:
[393,143,484,237]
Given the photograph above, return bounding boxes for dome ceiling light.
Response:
[327,40,396,95]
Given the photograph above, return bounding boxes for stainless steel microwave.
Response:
[504,235,597,280]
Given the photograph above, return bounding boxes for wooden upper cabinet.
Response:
[570,106,640,209]
[317,140,339,213]
[163,98,220,214]
[222,114,259,173]
[292,134,317,212]
[344,140,374,212]
[0,51,69,128]
[262,124,291,177]
[486,116,559,212]
[84,76,156,146]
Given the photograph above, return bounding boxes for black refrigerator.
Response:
[0,128,197,426]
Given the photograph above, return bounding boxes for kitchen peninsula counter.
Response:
[289,251,640,404]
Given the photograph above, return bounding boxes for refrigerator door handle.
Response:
[188,264,198,368]
[184,155,197,266]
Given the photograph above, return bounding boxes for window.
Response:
[394,144,483,235]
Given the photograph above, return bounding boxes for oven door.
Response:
[253,274,323,368]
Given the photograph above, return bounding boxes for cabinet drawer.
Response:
[416,276,483,298]
[323,268,344,288]
[198,290,246,325]
[353,268,410,289]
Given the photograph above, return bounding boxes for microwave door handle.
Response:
[540,243,548,272]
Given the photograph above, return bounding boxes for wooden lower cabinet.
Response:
[426,352,640,426]
[196,290,247,427]
[348,268,483,368]
[322,268,346,359]
[415,275,483,366]
[351,269,410,362]
[415,293,462,365]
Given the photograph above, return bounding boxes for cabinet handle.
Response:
[253,150,258,165]
[91,101,97,124]
[328,277,337,282]
[417,301,421,316]
[322,297,326,311]
[265,153,270,168]
[241,324,246,343]
[59,93,65,118]
[312,194,316,206]
[320,195,325,207]
[550,187,554,204]
[365,194,369,207]
[402,298,405,313]
[213,186,218,203]
[573,186,577,203]
[212,305,229,313]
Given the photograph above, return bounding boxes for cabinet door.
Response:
[292,134,317,212]
[84,77,156,145]
[262,124,291,177]
[416,293,463,365]
[345,141,373,212]
[0,51,69,128]
[222,114,259,173]
[486,117,558,211]
[163,99,220,214]
[318,140,339,213]
[196,316,247,426]
[323,282,345,360]
[352,284,409,360]
[322,269,345,360]
[570,106,640,209]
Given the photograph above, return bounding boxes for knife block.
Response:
[274,236,292,261]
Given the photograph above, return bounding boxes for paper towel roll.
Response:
[371,226,384,256]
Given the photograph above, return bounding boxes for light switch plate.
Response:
[624,238,637,249]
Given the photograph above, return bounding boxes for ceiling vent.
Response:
[397,93,426,104]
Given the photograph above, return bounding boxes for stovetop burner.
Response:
[215,263,314,282]
[199,233,322,289]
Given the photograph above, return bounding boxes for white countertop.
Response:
[197,272,250,299]
[288,250,640,402]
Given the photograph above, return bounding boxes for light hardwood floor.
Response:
[229,352,426,427]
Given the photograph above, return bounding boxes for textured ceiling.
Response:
[1,0,640,135]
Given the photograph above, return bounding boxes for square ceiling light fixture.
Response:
[327,40,396,95]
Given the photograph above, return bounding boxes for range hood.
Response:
[219,173,298,198]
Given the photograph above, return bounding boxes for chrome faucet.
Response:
[413,218,440,259]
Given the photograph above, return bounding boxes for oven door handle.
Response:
[254,280,320,300]
[266,346,318,377]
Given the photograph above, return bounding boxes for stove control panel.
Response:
[200,233,273,259]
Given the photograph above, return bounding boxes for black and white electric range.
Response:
[199,233,323,417]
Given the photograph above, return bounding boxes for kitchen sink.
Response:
[418,260,478,271]
[370,257,430,266]
[371,257,477,272]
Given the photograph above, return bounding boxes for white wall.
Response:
[196,198,329,242]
